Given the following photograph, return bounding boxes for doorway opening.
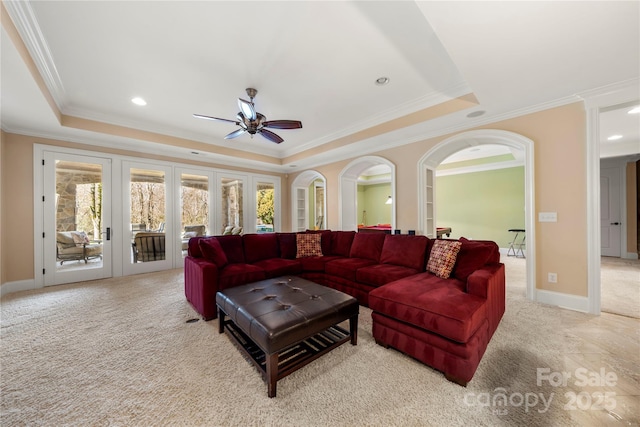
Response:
[338,156,396,231]
[291,170,327,232]
[418,129,535,301]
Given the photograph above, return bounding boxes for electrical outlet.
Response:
[548,272,558,283]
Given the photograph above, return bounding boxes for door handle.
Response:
[610,222,620,226]
[101,227,111,240]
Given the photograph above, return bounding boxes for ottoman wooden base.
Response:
[216,276,359,397]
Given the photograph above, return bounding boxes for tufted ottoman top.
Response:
[216,276,358,354]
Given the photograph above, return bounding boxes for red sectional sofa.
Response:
[184,230,505,385]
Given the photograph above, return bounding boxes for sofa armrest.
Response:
[467,263,505,337]
[184,256,220,320]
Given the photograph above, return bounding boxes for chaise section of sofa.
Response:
[368,238,505,385]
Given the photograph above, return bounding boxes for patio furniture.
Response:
[132,232,166,262]
[56,231,102,264]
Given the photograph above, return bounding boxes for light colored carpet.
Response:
[601,257,640,319]
[1,259,638,426]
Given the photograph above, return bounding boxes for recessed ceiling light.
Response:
[375,77,390,86]
[628,106,640,114]
[607,135,623,141]
[131,97,147,106]
[466,110,486,118]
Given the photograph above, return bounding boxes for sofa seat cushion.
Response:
[218,264,266,290]
[252,258,302,278]
[298,255,343,272]
[325,257,377,282]
[368,273,486,343]
[356,264,421,288]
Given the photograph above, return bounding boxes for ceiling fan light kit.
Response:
[194,88,302,144]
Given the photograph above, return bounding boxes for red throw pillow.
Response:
[198,237,228,269]
[453,237,495,281]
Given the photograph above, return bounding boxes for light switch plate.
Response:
[539,212,557,222]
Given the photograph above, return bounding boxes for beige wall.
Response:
[0,132,287,285]
[2,133,34,283]
[291,102,588,297]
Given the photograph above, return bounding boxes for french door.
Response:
[122,161,174,275]
[43,151,112,286]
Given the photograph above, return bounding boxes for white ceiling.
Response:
[2,1,639,172]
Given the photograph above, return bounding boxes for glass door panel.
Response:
[180,172,210,256]
[123,162,172,274]
[256,182,275,233]
[219,176,244,235]
[44,152,112,286]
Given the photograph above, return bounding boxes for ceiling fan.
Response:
[193,88,302,144]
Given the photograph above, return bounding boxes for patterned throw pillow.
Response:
[427,240,462,279]
[72,231,90,245]
[296,233,323,258]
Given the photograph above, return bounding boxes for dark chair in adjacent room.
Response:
[132,232,166,262]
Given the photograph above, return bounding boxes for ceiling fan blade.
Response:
[238,98,256,121]
[193,114,239,124]
[224,128,247,140]
[259,129,284,144]
[262,120,303,130]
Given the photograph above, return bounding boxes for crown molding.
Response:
[1,124,288,174]
[3,0,66,110]
[284,93,584,172]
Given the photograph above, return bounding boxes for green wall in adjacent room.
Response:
[435,166,524,248]
[357,183,392,226]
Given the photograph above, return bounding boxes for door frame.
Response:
[122,160,174,276]
[583,78,639,315]
[34,145,115,287]
[417,129,536,302]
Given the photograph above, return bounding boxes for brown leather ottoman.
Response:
[216,276,359,397]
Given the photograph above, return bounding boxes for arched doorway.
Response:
[291,170,327,232]
[418,129,535,301]
[339,156,396,231]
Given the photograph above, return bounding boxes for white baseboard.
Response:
[0,279,38,297]
[535,289,589,313]
[624,252,639,260]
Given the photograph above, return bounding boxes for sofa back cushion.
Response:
[243,233,279,263]
[216,235,245,263]
[277,233,298,259]
[198,237,229,269]
[380,234,429,270]
[350,232,386,262]
[330,231,355,257]
[453,238,500,281]
[187,236,205,257]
